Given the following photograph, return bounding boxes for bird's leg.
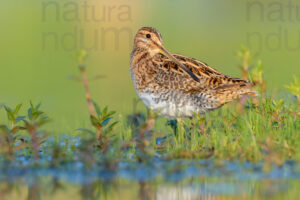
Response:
[167,119,178,136]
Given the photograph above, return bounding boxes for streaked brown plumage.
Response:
[130,27,256,118]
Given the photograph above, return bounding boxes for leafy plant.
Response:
[236,47,253,80]
[237,47,266,96]
[79,102,118,150]
[125,109,156,163]
[285,76,300,108]
[22,102,50,164]
[77,102,119,170]
[248,60,266,96]
[4,104,25,128]
[0,104,26,160]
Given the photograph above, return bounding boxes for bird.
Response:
[130,27,256,119]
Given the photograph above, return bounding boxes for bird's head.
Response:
[134,27,164,55]
[133,27,200,82]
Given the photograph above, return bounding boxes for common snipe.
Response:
[130,27,256,118]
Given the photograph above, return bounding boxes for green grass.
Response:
[164,98,299,163]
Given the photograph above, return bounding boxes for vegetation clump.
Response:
[0,48,299,169]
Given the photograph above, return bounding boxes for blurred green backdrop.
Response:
[0,0,299,132]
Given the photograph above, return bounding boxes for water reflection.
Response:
[0,160,299,199]
[0,178,299,200]
[139,182,153,200]
[27,178,40,200]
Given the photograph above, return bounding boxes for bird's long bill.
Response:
[159,46,200,82]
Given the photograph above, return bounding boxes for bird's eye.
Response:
[146,34,151,39]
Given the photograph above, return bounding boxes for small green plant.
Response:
[75,50,118,151]
[0,103,50,164]
[4,104,25,128]
[248,60,266,96]
[79,102,118,150]
[75,50,120,170]
[77,102,119,169]
[0,104,26,161]
[237,47,266,96]
[22,102,50,164]
[126,98,147,133]
[285,76,300,108]
[236,47,253,80]
[135,109,156,162]
[124,109,156,163]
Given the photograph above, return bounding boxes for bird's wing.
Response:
[172,53,252,86]
[152,52,255,95]
[154,53,249,86]
[172,53,223,78]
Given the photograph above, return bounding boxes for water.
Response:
[1,158,299,199]
[0,136,300,199]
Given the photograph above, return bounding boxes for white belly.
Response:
[138,92,206,118]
